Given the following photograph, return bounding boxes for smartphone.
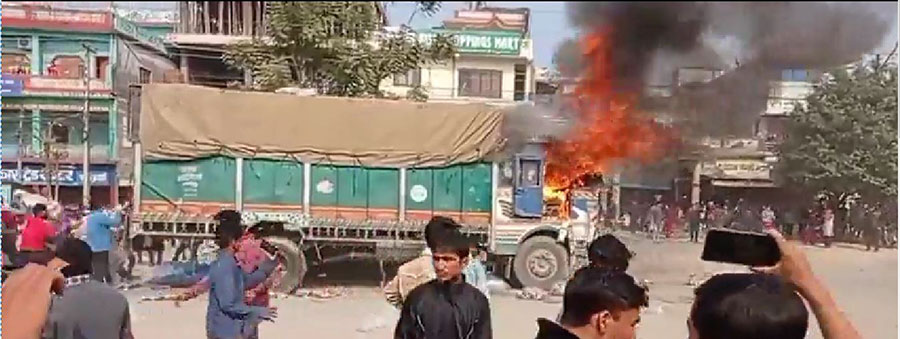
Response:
[701,228,781,267]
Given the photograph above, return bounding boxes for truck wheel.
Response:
[263,236,307,294]
[513,236,569,290]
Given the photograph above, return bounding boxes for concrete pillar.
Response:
[691,161,702,204]
[599,187,609,218]
[612,172,621,219]
[31,109,42,154]
[180,54,190,84]
[108,102,117,159]
[30,35,40,75]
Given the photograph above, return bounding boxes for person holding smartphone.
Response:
[688,229,862,339]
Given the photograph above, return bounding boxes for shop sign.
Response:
[702,159,772,180]
[417,29,523,55]
[0,166,114,186]
[2,4,114,31]
[1,78,25,96]
[115,16,167,53]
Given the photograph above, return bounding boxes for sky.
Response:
[386,1,900,69]
[48,2,900,69]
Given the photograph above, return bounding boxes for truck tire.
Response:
[262,236,307,294]
[513,236,569,290]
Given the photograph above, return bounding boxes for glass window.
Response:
[519,159,541,187]
[392,68,421,87]
[458,69,502,98]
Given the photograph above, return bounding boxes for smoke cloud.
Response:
[559,2,895,137]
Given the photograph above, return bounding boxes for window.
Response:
[393,68,421,87]
[458,69,502,98]
[48,56,85,79]
[514,64,527,101]
[519,159,541,187]
[2,53,30,74]
[781,69,808,82]
[95,56,109,81]
[139,67,152,84]
[50,124,70,144]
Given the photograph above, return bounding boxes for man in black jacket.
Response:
[535,267,648,339]
[394,229,491,339]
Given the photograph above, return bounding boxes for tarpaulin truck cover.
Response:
[140,84,505,167]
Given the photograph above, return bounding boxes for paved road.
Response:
[127,233,897,339]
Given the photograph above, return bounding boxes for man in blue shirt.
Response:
[207,211,278,339]
[462,237,490,300]
[85,204,123,284]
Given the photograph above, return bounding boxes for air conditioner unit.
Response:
[17,38,32,50]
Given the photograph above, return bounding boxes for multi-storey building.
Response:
[1,2,176,206]
[381,6,536,104]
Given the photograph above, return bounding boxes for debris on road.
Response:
[515,287,548,301]
[295,287,350,300]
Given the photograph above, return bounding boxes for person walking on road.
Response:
[822,208,835,247]
[206,211,278,339]
[761,205,776,231]
[85,204,123,284]
[688,203,703,243]
[646,202,664,243]
[864,206,883,252]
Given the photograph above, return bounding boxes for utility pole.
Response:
[82,43,96,208]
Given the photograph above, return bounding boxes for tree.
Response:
[223,2,456,96]
[776,61,898,206]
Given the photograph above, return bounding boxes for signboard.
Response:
[0,167,114,186]
[1,78,25,96]
[417,29,524,56]
[114,16,167,53]
[2,4,114,31]
[27,76,110,93]
[701,159,772,181]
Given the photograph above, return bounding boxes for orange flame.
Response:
[545,28,671,192]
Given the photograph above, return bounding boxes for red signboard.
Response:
[0,74,111,95]
[2,4,113,31]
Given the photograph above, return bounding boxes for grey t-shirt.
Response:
[44,279,132,339]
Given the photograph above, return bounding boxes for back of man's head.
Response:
[691,273,808,339]
[33,203,47,216]
[587,234,632,271]
[424,216,462,250]
[559,266,648,327]
[55,238,93,278]
[214,209,242,225]
[215,210,244,249]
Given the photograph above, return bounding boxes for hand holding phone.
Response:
[701,228,781,267]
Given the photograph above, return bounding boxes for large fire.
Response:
[545,28,671,207]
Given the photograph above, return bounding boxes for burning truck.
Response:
[130,84,603,291]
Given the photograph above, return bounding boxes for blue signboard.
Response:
[0,167,115,186]
[1,77,25,96]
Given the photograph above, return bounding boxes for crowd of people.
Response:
[1,206,866,339]
[619,196,896,250]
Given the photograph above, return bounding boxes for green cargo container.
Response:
[143,159,490,217]
[142,157,236,203]
[406,163,492,214]
[243,159,304,205]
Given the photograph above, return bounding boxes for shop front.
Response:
[0,163,118,207]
